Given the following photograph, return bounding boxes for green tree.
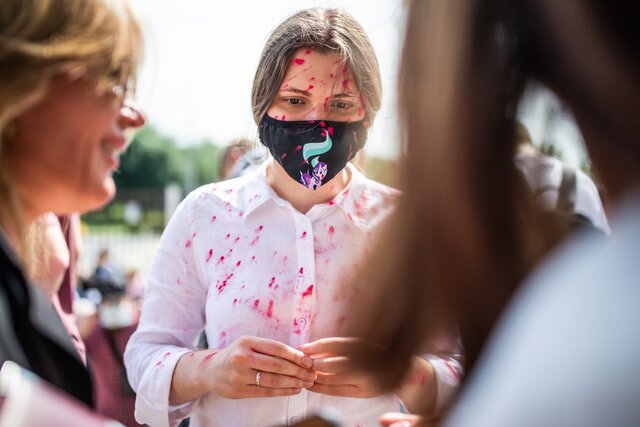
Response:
[114,125,182,189]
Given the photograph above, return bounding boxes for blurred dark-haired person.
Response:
[351,0,640,426]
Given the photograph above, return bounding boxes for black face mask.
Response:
[259,115,367,190]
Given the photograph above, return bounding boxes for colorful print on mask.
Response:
[259,115,367,191]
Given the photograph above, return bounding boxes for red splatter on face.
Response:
[206,249,213,262]
[305,49,312,55]
[302,285,314,297]
[310,76,316,81]
[306,85,314,91]
[328,225,335,234]
[266,300,274,318]
[300,231,307,238]
[294,58,305,65]
[329,73,335,79]
[282,115,286,121]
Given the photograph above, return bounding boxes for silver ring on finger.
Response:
[255,370,262,387]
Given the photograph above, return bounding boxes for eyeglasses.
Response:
[94,64,136,108]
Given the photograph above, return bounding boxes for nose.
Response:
[118,100,146,129]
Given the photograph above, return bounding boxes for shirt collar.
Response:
[240,161,373,227]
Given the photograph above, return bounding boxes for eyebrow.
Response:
[281,87,357,98]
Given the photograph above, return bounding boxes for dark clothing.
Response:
[0,231,93,407]
[86,324,141,426]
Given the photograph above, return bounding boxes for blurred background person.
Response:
[217,137,265,180]
[514,121,609,234]
[349,0,640,426]
[0,0,145,411]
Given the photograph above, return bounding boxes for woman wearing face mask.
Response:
[0,0,145,408]
[125,8,460,427]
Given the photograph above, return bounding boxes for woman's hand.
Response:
[170,335,316,404]
[298,337,384,398]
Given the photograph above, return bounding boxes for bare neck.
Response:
[265,159,351,214]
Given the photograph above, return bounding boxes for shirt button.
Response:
[297,318,307,328]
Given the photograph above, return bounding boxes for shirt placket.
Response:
[286,210,317,425]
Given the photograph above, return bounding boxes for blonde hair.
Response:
[251,7,382,128]
[0,0,143,269]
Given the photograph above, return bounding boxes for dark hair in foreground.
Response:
[350,0,640,400]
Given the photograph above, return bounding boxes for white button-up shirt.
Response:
[125,162,459,427]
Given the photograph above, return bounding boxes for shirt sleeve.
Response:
[425,353,463,412]
[124,193,209,427]
[420,331,464,413]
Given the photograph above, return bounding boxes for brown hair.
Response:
[0,0,143,269]
[350,0,640,398]
[250,7,382,127]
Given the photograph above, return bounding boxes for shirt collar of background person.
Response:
[215,160,389,228]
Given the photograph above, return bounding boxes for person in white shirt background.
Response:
[125,7,461,427]
[513,121,610,235]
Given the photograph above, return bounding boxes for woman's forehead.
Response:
[280,48,355,92]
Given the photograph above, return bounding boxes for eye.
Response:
[286,98,304,105]
[331,100,353,110]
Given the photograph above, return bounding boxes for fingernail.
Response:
[305,370,317,381]
[303,381,314,388]
[303,356,313,368]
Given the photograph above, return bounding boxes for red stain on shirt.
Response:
[185,240,192,248]
[294,58,305,65]
[282,115,286,121]
[266,300,274,318]
[253,299,260,309]
[298,267,304,275]
[302,285,314,297]
[236,260,242,267]
[250,235,260,246]
[217,255,225,265]
[328,226,335,234]
[268,277,276,288]
[206,249,213,262]
[301,231,307,238]
[216,273,234,293]
[211,215,217,222]
[225,233,231,239]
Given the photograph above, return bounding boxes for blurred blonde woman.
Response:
[0,0,145,407]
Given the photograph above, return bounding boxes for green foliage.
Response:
[114,126,183,189]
